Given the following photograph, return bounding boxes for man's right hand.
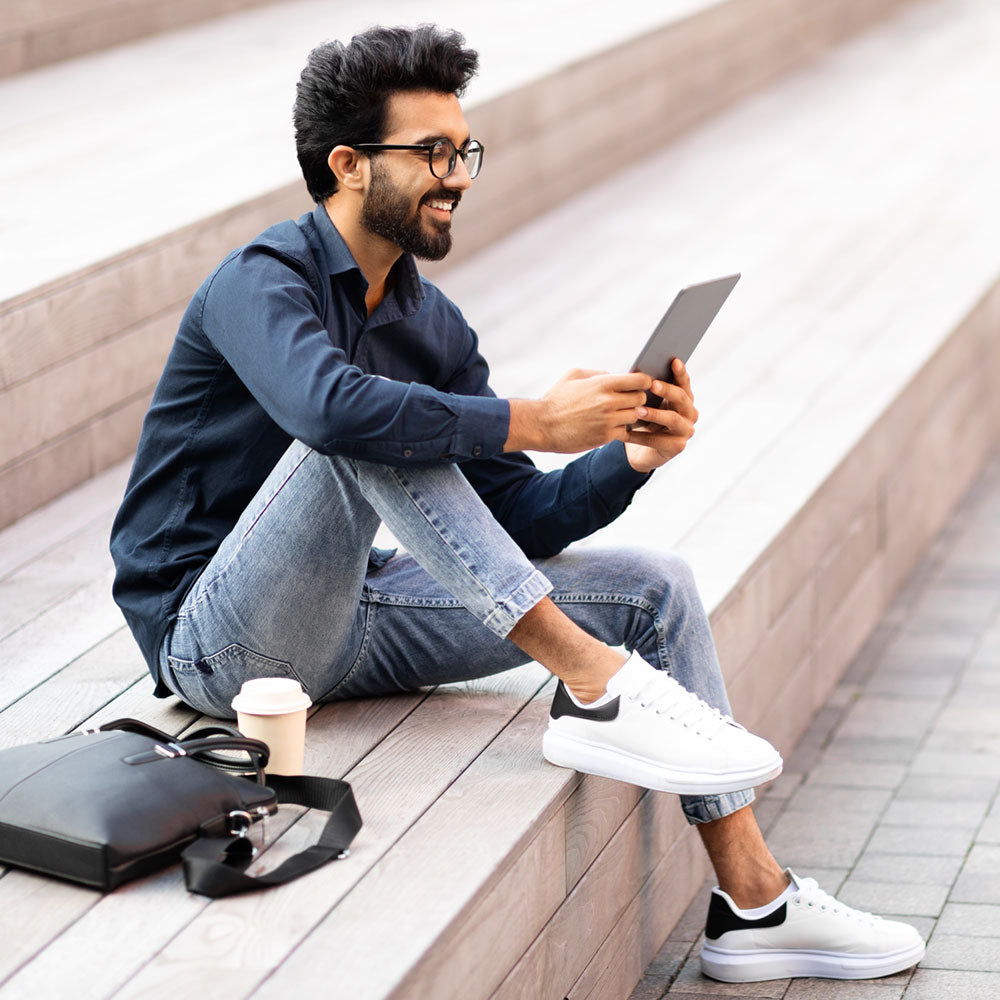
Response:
[505,369,652,454]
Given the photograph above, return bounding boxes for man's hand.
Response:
[506,369,652,454]
[623,359,699,473]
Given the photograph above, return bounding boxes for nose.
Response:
[443,154,472,191]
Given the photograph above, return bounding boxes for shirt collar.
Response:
[312,204,425,319]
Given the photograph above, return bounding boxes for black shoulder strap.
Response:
[180,774,362,897]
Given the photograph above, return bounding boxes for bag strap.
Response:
[181,774,362,897]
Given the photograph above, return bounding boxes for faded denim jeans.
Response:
[160,440,753,824]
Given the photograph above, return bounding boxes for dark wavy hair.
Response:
[293,25,479,204]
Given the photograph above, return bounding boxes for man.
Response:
[110,25,924,983]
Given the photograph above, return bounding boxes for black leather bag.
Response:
[0,718,361,897]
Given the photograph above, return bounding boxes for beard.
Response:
[359,159,458,261]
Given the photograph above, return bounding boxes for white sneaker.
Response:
[700,869,926,982]
[541,652,783,795]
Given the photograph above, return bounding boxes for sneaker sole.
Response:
[541,729,783,795]
[700,941,926,982]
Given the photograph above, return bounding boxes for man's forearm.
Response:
[504,371,650,455]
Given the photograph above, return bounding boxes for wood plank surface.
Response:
[384,810,568,1000]
[565,822,710,1000]
[490,791,692,1000]
[254,685,571,1000]
[0,392,150,530]
[564,775,643,894]
[0,0,283,77]
[0,578,123,714]
[0,458,128,581]
[0,311,175,467]
[0,692,429,1000]
[0,516,115,635]
[0,627,146,748]
[59,667,551,1000]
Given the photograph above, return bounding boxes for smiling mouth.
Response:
[422,193,460,217]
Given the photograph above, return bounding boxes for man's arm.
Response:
[462,361,699,558]
[504,361,698,470]
[201,246,510,465]
[505,369,652,454]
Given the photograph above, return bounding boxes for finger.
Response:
[671,359,694,403]
[636,408,696,437]
[608,371,654,391]
[624,427,685,452]
[565,367,608,381]
[610,407,643,429]
[634,405,672,428]
[617,388,653,407]
[650,380,697,420]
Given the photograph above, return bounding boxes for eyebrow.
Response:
[411,132,472,147]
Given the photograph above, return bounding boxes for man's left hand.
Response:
[623,359,699,474]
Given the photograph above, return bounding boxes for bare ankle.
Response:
[505,598,627,701]
[561,649,627,704]
[565,678,612,704]
[723,868,790,910]
[698,805,789,909]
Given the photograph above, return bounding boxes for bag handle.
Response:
[98,717,176,742]
[102,718,270,779]
[180,774,362,897]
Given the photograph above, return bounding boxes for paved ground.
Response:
[630,443,1000,999]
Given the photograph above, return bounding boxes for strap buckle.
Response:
[227,810,253,838]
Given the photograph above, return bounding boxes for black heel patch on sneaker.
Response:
[705,892,787,940]
[550,681,620,721]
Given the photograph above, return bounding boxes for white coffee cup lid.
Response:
[231,677,312,716]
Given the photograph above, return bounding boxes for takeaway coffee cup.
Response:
[231,678,312,775]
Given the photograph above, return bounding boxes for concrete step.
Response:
[0,0,913,528]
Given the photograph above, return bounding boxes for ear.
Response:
[328,145,366,192]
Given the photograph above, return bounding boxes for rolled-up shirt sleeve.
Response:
[200,246,510,464]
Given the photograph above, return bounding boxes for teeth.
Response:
[426,199,453,211]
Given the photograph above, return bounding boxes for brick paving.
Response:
[630,444,1000,999]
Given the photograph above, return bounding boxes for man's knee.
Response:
[615,547,699,602]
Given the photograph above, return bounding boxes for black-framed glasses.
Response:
[352,137,484,180]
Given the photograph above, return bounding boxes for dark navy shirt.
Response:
[111,205,650,694]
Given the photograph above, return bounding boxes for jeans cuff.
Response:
[481,568,553,638]
[680,787,756,825]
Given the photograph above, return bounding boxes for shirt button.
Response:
[472,445,483,457]
[403,449,413,458]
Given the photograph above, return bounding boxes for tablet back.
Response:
[631,273,740,393]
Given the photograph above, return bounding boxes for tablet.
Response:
[631,273,740,407]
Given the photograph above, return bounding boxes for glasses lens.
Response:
[429,139,455,179]
[464,140,483,179]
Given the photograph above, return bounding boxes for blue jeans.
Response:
[160,441,753,824]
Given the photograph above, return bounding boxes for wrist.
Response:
[505,398,548,452]
[624,441,662,474]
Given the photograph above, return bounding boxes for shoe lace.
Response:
[791,878,880,924]
[627,672,736,737]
